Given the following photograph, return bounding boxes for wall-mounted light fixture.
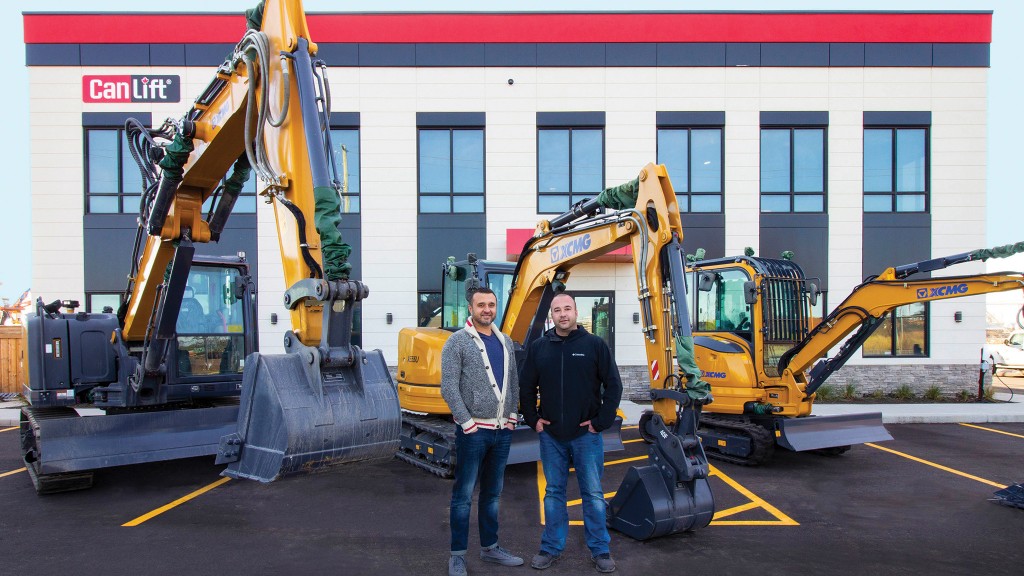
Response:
[633,312,640,324]
[270,313,278,325]
[386,313,393,325]
[954,311,963,323]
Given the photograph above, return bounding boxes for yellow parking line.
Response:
[712,501,760,519]
[0,467,26,479]
[866,443,1007,489]
[621,425,638,430]
[958,422,1024,439]
[709,464,799,526]
[623,438,644,444]
[0,427,18,433]
[122,476,231,527]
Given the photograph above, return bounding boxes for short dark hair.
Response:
[551,291,576,305]
[466,286,496,303]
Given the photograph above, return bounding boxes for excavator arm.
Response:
[779,252,1024,394]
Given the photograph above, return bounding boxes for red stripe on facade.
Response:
[24,12,991,45]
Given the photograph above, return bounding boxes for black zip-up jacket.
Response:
[519,326,623,442]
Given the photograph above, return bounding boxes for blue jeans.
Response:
[450,427,513,554]
[538,430,610,557]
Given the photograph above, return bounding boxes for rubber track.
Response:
[396,413,456,478]
[21,407,95,494]
[699,414,776,466]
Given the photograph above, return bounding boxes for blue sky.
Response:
[1,0,1019,302]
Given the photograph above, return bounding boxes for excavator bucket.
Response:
[217,349,400,482]
[774,412,892,452]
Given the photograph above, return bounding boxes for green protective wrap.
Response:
[314,185,352,281]
[781,250,795,261]
[157,131,195,180]
[675,336,713,402]
[970,241,1024,261]
[245,1,265,31]
[595,178,640,210]
[224,155,252,197]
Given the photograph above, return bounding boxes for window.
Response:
[87,293,121,314]
[330,128,360,213]
[418,291,442,328]
[175,265,247,377]
[87,127,258,215]
[418,128,484,213]
[863,128,928,213]
[657,128,723,212]
[690,268,752,333]
[863,302,928,357]
[537,127,604,213]
[760,128,826,213]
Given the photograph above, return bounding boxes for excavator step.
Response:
[991,483,1024,509]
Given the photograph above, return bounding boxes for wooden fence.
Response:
[0,326,24,394]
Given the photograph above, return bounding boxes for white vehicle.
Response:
[986,331,1024,375]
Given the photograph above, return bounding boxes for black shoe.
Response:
[530,551,559,570]
[592,553,616,573]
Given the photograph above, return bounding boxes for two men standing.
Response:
[441,289,622,575]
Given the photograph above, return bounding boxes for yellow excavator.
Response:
[688,244,1024,465]
[19,0,399,493]
[400,164,715,540]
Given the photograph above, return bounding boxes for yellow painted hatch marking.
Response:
[622,438,644,444]
[0,427,19,433]
[122,476,231,527]
[957,422,1024,440]
[0,467,27,479]
[866,443,1007,489]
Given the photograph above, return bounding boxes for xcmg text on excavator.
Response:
[687,245,1024,465]
[19,0,400,494]
[400,164,715,540]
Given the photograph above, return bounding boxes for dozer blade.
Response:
[507,416,625,465]
[775,411,892,452]
[219,349,401,482]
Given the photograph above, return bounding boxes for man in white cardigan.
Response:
[441,287,524,576]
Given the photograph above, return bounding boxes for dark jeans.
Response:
[450,426,513,554]
[538,430,610,557]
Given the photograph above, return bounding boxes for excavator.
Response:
[18,0,400,494]
[400,164,715,540]
[688,244,1024,465]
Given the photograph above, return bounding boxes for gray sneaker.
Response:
[592,553,616,573]
[481,546,524,567]
[530,551,559,570]
[449,555,468,576]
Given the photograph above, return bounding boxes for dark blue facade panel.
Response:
[27,42,991,68]
[81,44,149,66]
[656,111,726,127]
[338,214,363,280]
[485,43,538,66]
[760,43,829,67]
[416,43,486,67]
[656,43,726,66]
[829,43,865,66]
[184,44,235,67]
[537,43,606,67]
[933,43,990,67]
[760,213,829,290]
[83,112,152,127]
[26,44,80,66]
[862,213,931,279]
[417,214,486,292]
[606,43,657,67]
[150,44,186,66]
[679,213,726,260]
[329,112,360,127]
[865,43,932,67]
[537,111,606,127]
[417,112,486,127]
[359,43,416,66]
[863,111,932,126]
[726,43,760,67]
[760,111,829,126]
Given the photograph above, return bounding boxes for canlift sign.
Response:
[82,75,181,103]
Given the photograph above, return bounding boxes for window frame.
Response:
[417,126,486,214]
[862,302,930,358]
[328,126,362,214]
[759,126,828,214]
[536,126,606,215]
[862,126,930,214]
[656,125,725,213]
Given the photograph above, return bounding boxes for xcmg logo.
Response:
[916,283,969,299]
[702,370,727,379]
[82,75,180,103]
[549,234,592,263]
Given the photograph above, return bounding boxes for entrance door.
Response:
[573,292,614,351]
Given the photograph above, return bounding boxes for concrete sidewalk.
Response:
[3,395,1023,427]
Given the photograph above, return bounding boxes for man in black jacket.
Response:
[520,292,622,573]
